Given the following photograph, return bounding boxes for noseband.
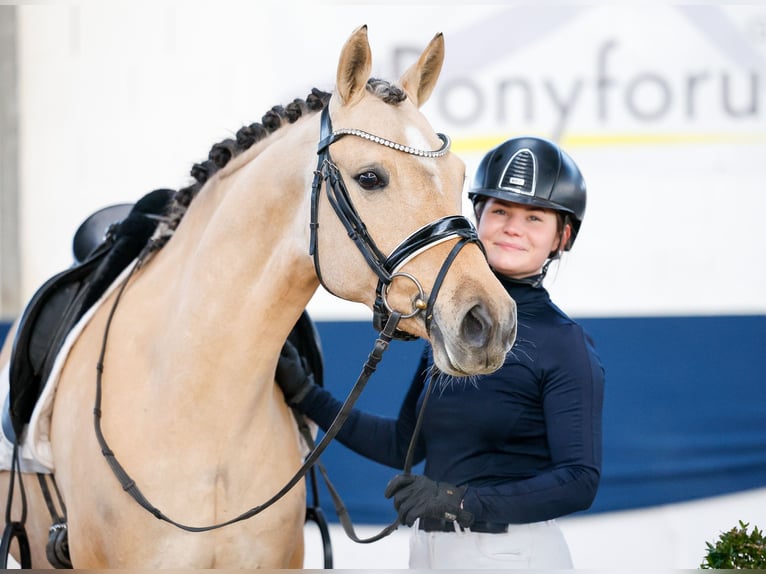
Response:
[310,107,484,339]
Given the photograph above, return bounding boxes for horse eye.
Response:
[356,170,386,190]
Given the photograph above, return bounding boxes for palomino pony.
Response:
[0,26,516,568]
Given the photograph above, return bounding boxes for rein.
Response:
[91,103,480,538]
[93,251,409,532]
[293,367,436,545]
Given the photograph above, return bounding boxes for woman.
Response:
[276,136,605,569]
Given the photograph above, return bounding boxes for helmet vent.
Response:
[499,148,536,196]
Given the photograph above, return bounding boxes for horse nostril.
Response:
[461,303,491,348]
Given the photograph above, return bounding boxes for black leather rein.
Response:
[93,261,409,533]
[90,104,483,538]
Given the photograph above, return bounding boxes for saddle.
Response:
[5,189,175,441]
[1,187,330,568]
[4,186,327,441]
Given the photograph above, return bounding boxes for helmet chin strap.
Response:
[533,262,552,288]
[532,226,568,286]
[505,250,560,289]
[534,249,563,287]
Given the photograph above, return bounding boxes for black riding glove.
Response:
[384,474,474,528]
[275,340,316,405]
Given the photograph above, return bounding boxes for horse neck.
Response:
[138,119,321,377]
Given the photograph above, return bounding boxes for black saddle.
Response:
[5,189,175,440]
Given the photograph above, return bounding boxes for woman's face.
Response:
[476,198,570,279]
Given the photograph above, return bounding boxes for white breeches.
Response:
[409,519,573,569]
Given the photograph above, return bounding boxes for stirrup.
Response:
[46,521,71,568]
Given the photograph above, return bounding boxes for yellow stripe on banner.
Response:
[451,132,766,153]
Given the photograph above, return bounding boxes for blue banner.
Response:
[2,314,765,522]
[309,315,766,522]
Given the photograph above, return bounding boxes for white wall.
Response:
[16,1,766,319]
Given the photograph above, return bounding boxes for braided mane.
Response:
[154,79,406,246]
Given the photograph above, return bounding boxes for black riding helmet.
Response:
[468,136,586,250]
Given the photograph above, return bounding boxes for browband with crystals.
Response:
[327,128,451,158]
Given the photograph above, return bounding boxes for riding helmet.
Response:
[468,136,586,249]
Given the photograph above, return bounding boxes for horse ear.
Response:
[399,32,445,108]
[336,25,372,106]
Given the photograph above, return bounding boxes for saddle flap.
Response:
[6,189,175,439]
[9,251,110,438]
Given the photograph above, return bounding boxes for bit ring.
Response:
[382,272,427,319]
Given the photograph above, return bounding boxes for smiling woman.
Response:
[275,134,604,570]
[475,201,568,278]
[469,136,585,284]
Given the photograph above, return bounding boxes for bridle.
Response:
[89,103,484,539]
[310,106,484,338]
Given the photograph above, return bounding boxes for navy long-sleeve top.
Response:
[295,273,605,524]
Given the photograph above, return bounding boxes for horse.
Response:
[0,25,516,568]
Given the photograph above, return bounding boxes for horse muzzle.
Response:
[429,295,517,376]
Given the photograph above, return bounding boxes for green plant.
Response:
[701,520,766,569]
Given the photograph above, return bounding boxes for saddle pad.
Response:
[0,261,137,473]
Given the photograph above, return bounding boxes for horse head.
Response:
[312,26,516,375]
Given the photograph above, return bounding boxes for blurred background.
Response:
[1,1,764,569]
